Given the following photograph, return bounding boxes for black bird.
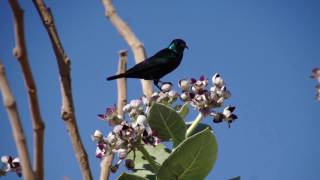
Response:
[107,39,188,89]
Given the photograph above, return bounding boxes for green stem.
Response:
[186,112,203,137]
[137,145,159,172]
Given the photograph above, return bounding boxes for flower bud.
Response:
[106,132,116,144]
[161,83,172,92]
[92,130,103,142]
[136,115,147,124]
[168,90,179,99]
[212,73,224,87]
[129,109,138,118]
[1,156,10,163]
[122,104,132,112]
[141,95,150,106]
[130,99,142,109]
[179,79,190,91]
[12,157,20,164]
[117,148,128,159]
[125,159,135,170]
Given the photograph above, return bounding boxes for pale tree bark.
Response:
[100,51,128,180]
[8,0,45,179]
[101,0,153,98]
[0,59,34,180]
[32,0,93,179]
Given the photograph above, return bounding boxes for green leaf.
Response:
[229,176,240,180]
[177,103,189,119]
[118,173,148,180]
[157,128,218,180]
[148,103,186,147]
[185,122,212,136]
[126,144,171,179]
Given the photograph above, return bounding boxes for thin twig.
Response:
[101,0,153,98]
[100,51,128,180]
[8,0,45,179]
[0,59,34,180]
[32,0,93,179]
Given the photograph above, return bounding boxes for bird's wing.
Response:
[125,49,176,76]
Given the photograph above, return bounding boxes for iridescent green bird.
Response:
[106,39,188,89]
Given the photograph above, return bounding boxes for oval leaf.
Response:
[126,144,171,178]
[157,128,218,180]
[148,103,186,146]
[118,173,148,180]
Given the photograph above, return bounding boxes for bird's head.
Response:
[168,39,188,53]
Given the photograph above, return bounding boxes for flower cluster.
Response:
[149,83,179,105]
[123,99,145,119]
[178,74,237,126]
[0,156,21,177]
[311,68,320,101]
[92,119,160,172]
[93,73,238,173]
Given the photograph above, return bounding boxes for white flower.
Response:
[179,79,190,91]
[212,73,224,87]
[136,115,147,124]
[117,148,128,159]
[1,156,10,163]
[130,99,142,109]
[161,83,172,92]
[92,130,103,142]
[168,90,179,99]
[122,104,132,112]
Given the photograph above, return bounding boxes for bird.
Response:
[106,39,188,90]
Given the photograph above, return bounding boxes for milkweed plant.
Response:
[92,73,238,180]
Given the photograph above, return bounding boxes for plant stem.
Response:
[137,145,159,172]
[186,113,203,137]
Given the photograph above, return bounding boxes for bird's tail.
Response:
[106,73,126,81]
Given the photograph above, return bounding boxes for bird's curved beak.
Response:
[185,45,189,49]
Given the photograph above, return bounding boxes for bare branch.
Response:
[100,51,128,180]
[0,59,34,180]
[8,0,45,179]
[32,0,93,179]
[101,0,153,98]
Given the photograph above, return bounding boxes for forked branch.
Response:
[100,51,128,180]
[101,0,153,98]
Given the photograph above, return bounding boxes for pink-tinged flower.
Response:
[1,156,21,177]
[96,142,107,159]
[97,106,122,126]
[311,68,320,81]
[212,106,238,127]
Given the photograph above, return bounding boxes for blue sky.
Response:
[1,0,320,180]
